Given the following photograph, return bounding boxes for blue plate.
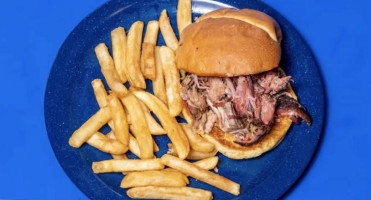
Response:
[44,0,325,199]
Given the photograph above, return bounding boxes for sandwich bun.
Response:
[176,8,282,77]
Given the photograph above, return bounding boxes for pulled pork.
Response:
[180,68,311,145]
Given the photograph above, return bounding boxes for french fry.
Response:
[111,27,128,83]
[140,42,156,80]
[164,156,218,173]
[127,186,212,200]
[141,21,160,80]
[139,101,166,135]
[161,154,240,195]
[95,43,128,97]
[177,0,192,34]
[143,21,160,45]
[180,123,214,153]
[108,94,130,146]
[69,107,111,148]
[153,46,167,104]
[168,143,218,160]
[126,21,146,88]
[87,132,128,154]
[121,170,188,188]
[193,156,218,171]
[132,90,190,159]
[128,134,159,157]
[121,93,153,159]
[159,46,182,116]
[92,159,164,173]
[91,79,108,107]
[159,10,179,51]
[106,131,129,175]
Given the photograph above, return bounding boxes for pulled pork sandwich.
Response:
[177,8,311,159]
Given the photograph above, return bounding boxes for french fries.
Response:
[159,46,182,116]
[139,101,166,135]
[121,93,153,159]
[132,90,190,159]
[69,107,111,148]
[126,21,146,88]
[193,156,219,170]
[153,46,167,104]
[180,123,214,153]
[164,156,219,173]
[168,143,218,160]
[111,27,128,83]
[140,42,156,80]
[87,132,128,154]
[177,0,192,34]
[159,10,179,51]
[95,43,128,97]
[161,154,240,195]
[129,134,159,157]
[141,21,159,80]
[108,94,130,146]
[143,21,159,45]
[127,186,212,200]
[91,79,108,107]
[121,170,188,188]
[92,159,164,173]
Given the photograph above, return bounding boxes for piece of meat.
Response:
[275,94,312,124]
[204,110,218,133]
[254,69,292,95]
[233,76,255,118]
[233,123,271,145]
[206,77,228,106]
[207,99,244,132]
[260,94,276,125]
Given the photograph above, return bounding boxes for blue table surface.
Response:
[0,0,370,199]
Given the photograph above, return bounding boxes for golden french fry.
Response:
[139,101,166,135]
[161,154,240,195]
[111,27,128,83]
[126,21,146,89]
[167,143,218,160]
[69,107,111,148]
[140,42,156,80]
[128,131,160,157]
[132,90,190,159]
[91,79,108,107]
[159,10,179,51]
[180,123,214,153]
[121,170,188,188]
[127,186,212,200]
[153,46,167,104]
[144,20,160,45]
[193,157,219,171]
[112,153,128,160]
[92,159,164,173]
[108,94,129,146]
[164,156,218,174]
[87,132,128,154]
[177,0,192,34]
[95,43,128,97]
[121,93,153,159]
[159,46,182,116]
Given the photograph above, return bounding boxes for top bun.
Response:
[176,8,282,77]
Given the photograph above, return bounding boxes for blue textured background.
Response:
[0,0,370,199]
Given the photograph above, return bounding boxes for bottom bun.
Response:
[197,84,297,159]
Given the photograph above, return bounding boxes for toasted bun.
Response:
[190,85,297,159]
[176,8,281,77]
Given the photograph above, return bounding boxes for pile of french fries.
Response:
[68,0,240,199]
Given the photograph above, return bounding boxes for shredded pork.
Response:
[181,68,311,145]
